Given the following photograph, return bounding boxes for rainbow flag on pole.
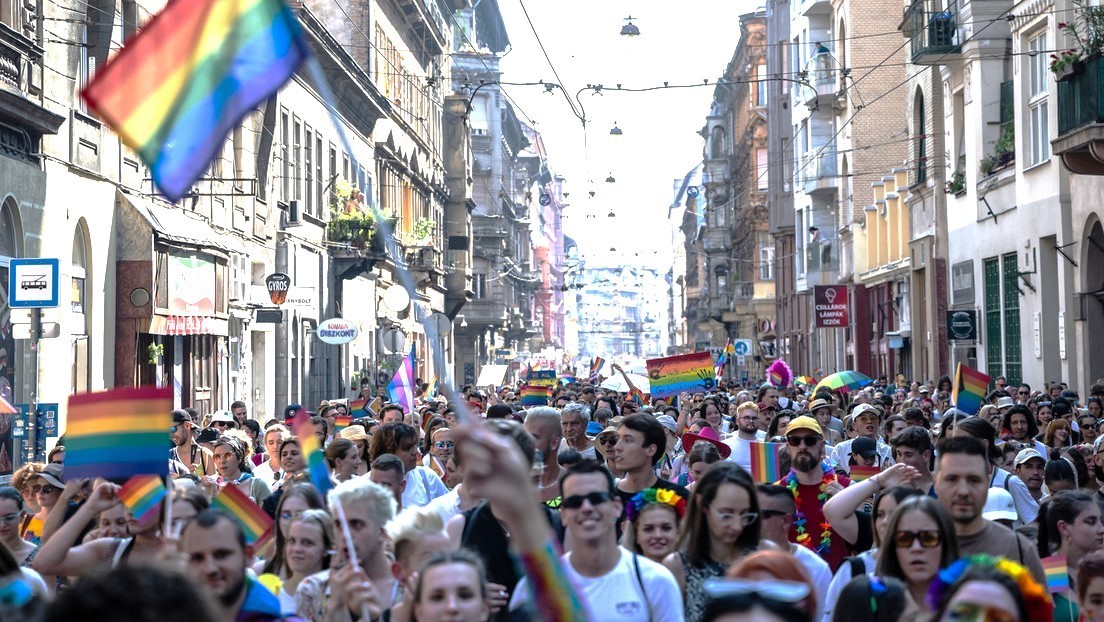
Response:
[387,345,416,413]
[951,362,991,416]
[66,386,171,481]
[588,357,605,382]
[300,433,333,498]
[750,442,784,483]
[117,474,167,528]
[211,483,273,549]
[81,0,311,201]
[520,385,551,406]
[1042,555,1070,593]
[645,352,716,399]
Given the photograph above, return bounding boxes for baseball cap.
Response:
[655,415,678,433]
[851,403,882,420]
[1014,447,1045,468]
[996,396,1016,409]
[1053,402,1074,417]
[851,436,878,460]
[171,409,193,426]
[38,463,65,488]
[982,487,1017,522]
[585,421,604,439]
[194,428,220,444]
[918,386,930,394]
[786,415,823,437]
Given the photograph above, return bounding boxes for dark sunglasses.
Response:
[562,491,613,510]
[760,509,791,519]
[212,421,230,427]
[704,578,810,603]
[785,435,820,447]
[893,529,942,548]
[598,436,618,446]
[170,425,179,433]
[30,484,57,494]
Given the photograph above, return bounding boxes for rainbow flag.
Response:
[645,352,716,399]
[333,415,352,432]
[117,474,166,527]
[81,0,310,202]
[520,385,550,406]
[300,433,333,498]
[750,442,784,483]
[848,465,881,482]
[529,370,557,388]
[588,357,605,382]
[951,362,991,416]
[211,483,273,549]
[66,386,171,481]
[1042,555,1070,593]
[348,398,368,416]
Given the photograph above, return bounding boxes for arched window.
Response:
[710,126,726,160]
[0,200,18,412]
[914,90,927,183]
[72,221,90,393]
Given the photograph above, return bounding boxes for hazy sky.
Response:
[494,0,760,270]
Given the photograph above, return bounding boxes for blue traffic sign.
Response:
[9,258,60,308]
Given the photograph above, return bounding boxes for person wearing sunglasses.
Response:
[700,576,811,622]
[170,409,213,478]
[928,554,1053,622]
[874,496,960,615]
[511,459,684,621]
[755,485,831,620]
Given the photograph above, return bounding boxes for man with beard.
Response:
[828,404,894,475]
[183,509,301,622]
[1014,448,1047,502]
[933,436,1046,585]
[777,415,855,572]
[523,406,565,505]
[723,401,766,472]
[171,409,213,477]
[1003,405,1048,455]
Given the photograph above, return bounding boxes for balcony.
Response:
[901,1,961,65]
[703,228,731,252]
[800,0,831,17]
[1055,54,1104,175]
[803,47,837,109]
[806,239,839,275]
[800,148,838,195]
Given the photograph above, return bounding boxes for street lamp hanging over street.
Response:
[606,173,616,183]
[620,16,640,36]
[610,123,623,136]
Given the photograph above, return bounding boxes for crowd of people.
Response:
[1,373,1103,621]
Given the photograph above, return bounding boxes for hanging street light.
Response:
[620,16,640,36]
[605,173,616,183]
[610,123,623,136]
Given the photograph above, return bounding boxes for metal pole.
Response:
[28,307,39,463]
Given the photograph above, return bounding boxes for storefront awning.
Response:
[148,314,228,336]
[117,190,237,253]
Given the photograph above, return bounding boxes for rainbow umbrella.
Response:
[813,370,873,394]
[794,376,816,387]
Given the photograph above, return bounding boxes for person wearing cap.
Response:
[653,413,682,482]
[847,436,880,469]
[828,404,895,476]
[209,410,238,431]
[981,486,1018,529]
[723,401,766,473]
[204,435,271,505]
[171,409,214,478]
[779,415,855,572]
[1014,448,1047,502]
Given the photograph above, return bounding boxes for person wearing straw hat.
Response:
[338,425,370,477]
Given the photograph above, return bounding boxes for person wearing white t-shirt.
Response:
[510,460,684,621]
[757,484,832,620]
[724,401,767,472]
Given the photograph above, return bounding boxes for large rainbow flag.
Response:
[81,0,311,201]
[645,352,716,399]
[520,385,551,406]
[211,483,273,549]
[951,362,990,416]
[66,387,171,481]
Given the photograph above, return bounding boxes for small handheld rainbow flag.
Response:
[334,415,352,432]
[750,442,784,483]
[951,362,991,416]
[520,385,551,406]
[66,386,172,481]
[646,352,715,399]
[300,433,333,498]
[80,0,310,201]
[1042,555,1070,593]
[588,357,605,382]
[848,465,881,482]
[212,483,274,549]
[117,474,166,527]
[348,398,368,416]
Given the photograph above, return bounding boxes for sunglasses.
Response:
[212,421,230,427]
[893,529,942,548]
[945,602,1017,622]
[434,441,455,449]
[712,508,759,526]
[598,436,618,446]
[170,425,179,433]
[760,509,791,519]
[31,484,57,494]
[703,578,810,603]
[562,491,613,510]
[785,435,820,447]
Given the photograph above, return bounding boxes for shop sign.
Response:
[317,318,359,345]
[169,254,215,315]
[947,310,977,341]
[814,285,849,328]
[265,273,291,305]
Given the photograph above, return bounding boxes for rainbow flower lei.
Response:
[785,461,835,555]
[926,555,1053,621]
[624,487,688,522]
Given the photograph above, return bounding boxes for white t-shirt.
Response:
[558,438,597,460]
[510,546,684,621]
[724,431,767,472]
[402,466,449,509]
[424,485,463,524]
[253,461,282,487]
[792,544,832,621]
[821,548,877,622]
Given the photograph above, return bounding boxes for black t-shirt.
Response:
[615,477,690,518]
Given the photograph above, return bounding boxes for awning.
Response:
[148,314,228,336]
[117,189,237,253]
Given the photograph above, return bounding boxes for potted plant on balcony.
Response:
[945,170,966,195]
[979,124,1015,176]
[1051,0,1104,80]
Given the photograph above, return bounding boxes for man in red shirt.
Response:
[778,415,853,571]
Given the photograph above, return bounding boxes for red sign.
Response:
[814,285,849,328]
[153,315,213,335]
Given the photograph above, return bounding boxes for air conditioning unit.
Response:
[287,199,301,226]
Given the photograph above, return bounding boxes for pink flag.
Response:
[387,346,415,413]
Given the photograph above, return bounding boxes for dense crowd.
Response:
[1,372,1103,621]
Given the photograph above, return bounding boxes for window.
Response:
[315,134,323,214]
[71,223,90,394]
[710,126,725,160]
[280,110,289,201]
[914,91,927,183]
[293,118,302,201]
[756,148,768,190]
[304,127,313,216]
[759,231,774,281]
[78,24,95,112]
[716,273,726,291]
[983,254,1022,386]
[473,273,487,299]
[1028,31,1050,165]
[756,63,768,107]
[469,97,489,135]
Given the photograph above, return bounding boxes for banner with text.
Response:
[646,352,716,399]
[814,285,850,328]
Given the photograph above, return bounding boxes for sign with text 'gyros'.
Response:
[265,273,291,305]
[317,318,359,345]
[814,285,849,328]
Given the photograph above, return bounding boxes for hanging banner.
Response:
[814,285,849,328]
